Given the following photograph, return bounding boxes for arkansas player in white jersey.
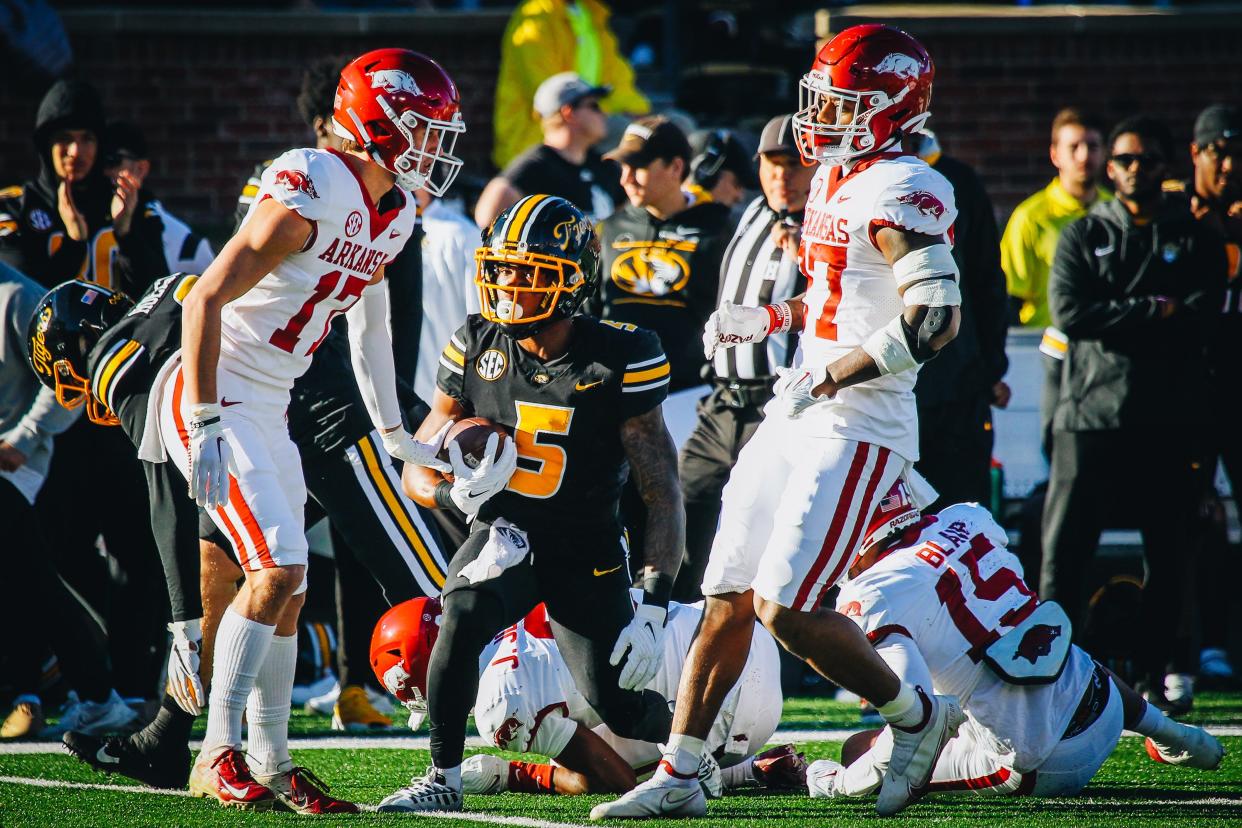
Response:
[596,25,964,821]
[806,487,1224,800]
[166,49,464,813]
[369,597,804,798]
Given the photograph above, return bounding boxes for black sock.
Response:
[131,694,194,751]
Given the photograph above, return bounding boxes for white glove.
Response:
[703,300,771,359]
[459,518,530,583]
[609,602,667,691]
[166,618,204,716]
[806,759,846,798]
[382,420,453,473]
[403,697,428,731]
[187,403,236,509]
[772,366,826,419]
[449,433,518,516]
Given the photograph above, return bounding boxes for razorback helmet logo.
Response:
[370,68,423,97]
[874,53,923,79]
[897,190,945,218]
[275,169,320,199]
[494,716,523,749]
[841,601,863,618]
[1013,624,1062,665]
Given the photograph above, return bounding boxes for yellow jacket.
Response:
[1001,177,1111,328]
[493,0,651,169]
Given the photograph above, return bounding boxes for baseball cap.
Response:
[755,114,798,157]
[533,72,611,119]
[1194,104,1242,146]
[603,116,693,168]
[689,129,758,190]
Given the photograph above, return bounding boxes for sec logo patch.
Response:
[476,349,507,381]
[345,210,364,238]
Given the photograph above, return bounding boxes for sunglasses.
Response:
[1111,152,1164,168]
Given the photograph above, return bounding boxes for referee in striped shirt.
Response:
[674,115,816,601]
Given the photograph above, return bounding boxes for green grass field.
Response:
[1,695,1239,827]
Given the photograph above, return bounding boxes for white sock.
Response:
[877,683,927,729]
[245,632,297,775]
[661,733,705,778]
[1133,700,1197,744]
[203,608,275,756]
[439,764,462,790]
[720,755,756,789]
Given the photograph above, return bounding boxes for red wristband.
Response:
[765,302,793,335]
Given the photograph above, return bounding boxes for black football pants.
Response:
[1041,429,1198,676]
[675,389,766,603]
[427,520,673,770]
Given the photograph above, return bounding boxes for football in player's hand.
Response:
[438,417,510,470]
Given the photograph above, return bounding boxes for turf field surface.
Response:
[1,695,1239,827]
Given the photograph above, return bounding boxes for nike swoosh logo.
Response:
[221,398,242,407]
[390,228,401,239]
[219,778,255,799]
[837,195,852,202]
[575,379,604,391]
[660,788,700,807]
[593,564,623,577]
[96,746,120,765]
[1094,245,1114,257]
[465,490,488,500]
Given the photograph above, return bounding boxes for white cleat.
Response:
[697,752,722,800]
[590,766,706,820]
[1145,729,1225,770]
[378,766,463,812]
[877,691,965,816]
[462,753,509,794]
[806,759,846,799]
[49,690,138,737]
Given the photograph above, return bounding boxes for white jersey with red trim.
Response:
[220,147,417,390]
[474,597,782,765]
[835,503,1094,771]
[792,154,956,460]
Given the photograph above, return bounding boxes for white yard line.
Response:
[3,725,1241,755]
[0,774,1237,811]
[0,775,598,826]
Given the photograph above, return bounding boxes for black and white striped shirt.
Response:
[712,196,804,381]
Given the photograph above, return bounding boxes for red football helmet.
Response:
[370,596,442,711]
[859,477,922,556]
[794,24,934,165]
[333,48,465,195]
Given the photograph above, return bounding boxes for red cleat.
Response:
[257,765,360,814]
[189,749,277,810]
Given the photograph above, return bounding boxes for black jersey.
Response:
[436,314,669,531]
[86,272,195,440]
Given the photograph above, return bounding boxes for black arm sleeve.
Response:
[386,223,424,386]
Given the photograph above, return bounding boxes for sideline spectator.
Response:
[475,73,622,227]
[674,114,812,602]
[1002,109,1110,457]
[0,260,136,740]
[1,79,169,704]
[686,128,759,211]
[596,116,732,391]
[101,121,215,276]
[0,79,167,293]
[906,128,1010,510]
[493,0,650,168]
[1041,115,1226,712]
[1166,104,1242,689]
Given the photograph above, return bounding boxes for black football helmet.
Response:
[475,194,601,337]
[27,280,133,425]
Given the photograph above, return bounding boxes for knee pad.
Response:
[596,688,673,743]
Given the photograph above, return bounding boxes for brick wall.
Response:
[3,6,1241,232]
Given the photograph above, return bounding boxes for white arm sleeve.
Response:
[346,279,403,432]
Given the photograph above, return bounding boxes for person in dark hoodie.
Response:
[0,80,171,708]
[0,79,167,293]
[596,116,733,392]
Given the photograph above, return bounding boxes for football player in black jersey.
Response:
[379,196,685,813]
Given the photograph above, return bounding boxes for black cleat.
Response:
[63,730,191,789]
